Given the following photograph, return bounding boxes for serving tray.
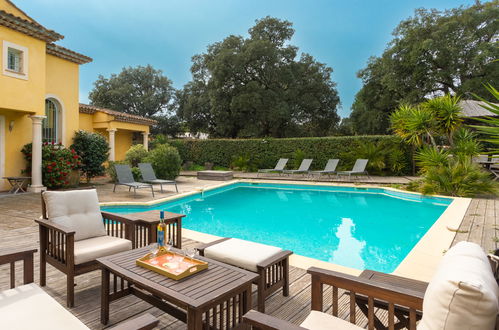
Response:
[136,246,208,280]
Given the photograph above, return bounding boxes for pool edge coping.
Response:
[100,179,467,280]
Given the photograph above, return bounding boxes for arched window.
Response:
[43,99,60,143]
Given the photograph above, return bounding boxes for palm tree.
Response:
[471,84,499,152]
[423,94,463,146]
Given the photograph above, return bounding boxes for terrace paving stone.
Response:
[0,175,496,329]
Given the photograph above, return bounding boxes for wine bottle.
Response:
[157,211,166,247]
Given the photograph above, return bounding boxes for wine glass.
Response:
[165,239,174,260]
[185,247,197,259]
[149,243,158,257]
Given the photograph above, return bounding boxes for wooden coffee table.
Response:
[98,246,258,329]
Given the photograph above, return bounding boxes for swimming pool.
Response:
[102,182,452,273]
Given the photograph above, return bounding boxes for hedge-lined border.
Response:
[169,135,411,174]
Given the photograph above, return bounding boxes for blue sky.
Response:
[16,0,475,117]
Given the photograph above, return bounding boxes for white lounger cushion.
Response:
[43,189,106,241]
[0,283,89,330]
[418,241,499,330]
[204,238,282,272]
[300,311,363,330]
[74,235,132,264]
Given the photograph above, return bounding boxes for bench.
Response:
[198,238,293,312]
[0,247,159,330]
[197,170,234,181]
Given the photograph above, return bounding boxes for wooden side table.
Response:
[3,176,31,194]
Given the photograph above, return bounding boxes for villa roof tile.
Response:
[46,43,92,64]
[0,9,63,42]
[79,104,158,126]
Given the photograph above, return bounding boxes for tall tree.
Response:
[349,1,499,135]
[89,65,175,117]
[177,17,340,138]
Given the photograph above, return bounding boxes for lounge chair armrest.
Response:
[0,247,37,266]
[196,238,231,255]
[35,218,75,235]
[101,211,136,225]
[243,310,306,330]
[307,267,424,310]
[257,250,293,269]
[107,313,159,330]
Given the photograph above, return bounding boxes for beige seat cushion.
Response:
[418,241,499,330]
[300,311,363,330]
[0,283,89,330]
[43,189,106,241]
[74,236,132,264]
[204,238,282,272]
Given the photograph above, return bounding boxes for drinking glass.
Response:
[148,243,158,257]
[185,247,197,259]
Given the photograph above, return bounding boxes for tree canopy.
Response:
[176,17,341,138]
[89,65,175,118]
[348,1,499,135]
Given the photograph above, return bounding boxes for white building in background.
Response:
[177,132,209,139]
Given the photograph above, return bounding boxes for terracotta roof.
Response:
[46,43,92,64]
[459,100,498,118]
[79,104,158,126]
[0,9,62,42]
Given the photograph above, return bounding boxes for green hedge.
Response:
[170,135,412,175]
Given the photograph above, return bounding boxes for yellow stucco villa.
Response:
[0,0,155,191]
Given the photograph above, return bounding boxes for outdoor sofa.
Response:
[243,241,499,330]
[0,247,159,330]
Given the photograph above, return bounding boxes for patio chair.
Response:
[197,238,293,313]
[337,159,369,180]
[36,189,142,307]
[283,159,313,176]
[0,247,159,329]
[139,162,178,193]
[243,241,499,330]
[309,159,339,178]
[258,158,289,177]
[113,164,154,197]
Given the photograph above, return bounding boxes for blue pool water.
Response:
[102,183,452,273]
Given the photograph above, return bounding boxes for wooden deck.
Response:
[0,183,497,329]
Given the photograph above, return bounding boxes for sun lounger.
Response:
[139,163,178,193]
[337,159,368,179]
[309,159,339,178]
[283,159,313,175]
[257,158,288,176]
[113,164,154,197]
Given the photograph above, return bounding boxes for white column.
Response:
[107,129,117,161]
[142,132,149,151]
[28,115,46,192]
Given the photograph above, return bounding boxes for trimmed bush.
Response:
[71,130,109,183]
[169,135,411,175]
[144,144,181,180]
[125,144,149,167]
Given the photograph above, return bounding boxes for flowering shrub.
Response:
[21,142,81,189]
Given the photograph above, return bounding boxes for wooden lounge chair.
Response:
[197,237,293,313]
[258,158,289,176]
[36,189,151,307]
[337,159,369,180]
[309,159,339,178]
[139,162,178,193]
[0,247,159,329]
[243,241,499,330]
[283,159,313,176]
[113,164,154,197]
